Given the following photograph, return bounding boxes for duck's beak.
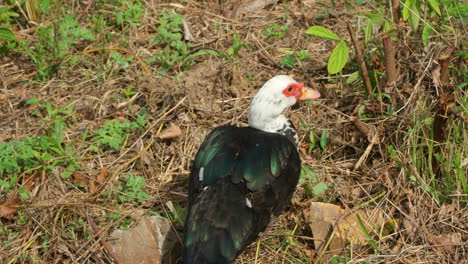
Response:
[298,87,321,101]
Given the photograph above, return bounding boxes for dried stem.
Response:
[382,34,397,85]
[439,55,451,87]
[391,0,400,24]
[346,22,373,95]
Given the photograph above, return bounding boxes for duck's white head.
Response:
[248,75,320,134]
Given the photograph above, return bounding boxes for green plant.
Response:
[117,174,152,204]
[262,23,289,37]
[305,26,349,74]
[225,32,250,60]
[90,109,147,150]
[0,6,19,24]
[121,86,137,98]
[108,212,133,228]
[300,165,329,198]
[148,11,217,73]
[3,14,95,79]
[0,100,82,186]
[114,0,145,26]
[110,50,135,68]
[280,50,310,68]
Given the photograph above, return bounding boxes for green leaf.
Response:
[422,24,434,47]
[365,23,372,44]
[402,0,413,20]
[0,26,15,41]
[26,98,39,105]
[346,71,360,84]
[296,50,310,61]
[309,130,316,151]
[364,11,382,25]
[305,26,341,40]
[320,130,328,149]
[187,49,220,59]
[408,4,420,30]
[327,41,348,74]
[313,182,329,195]
[18,186,29,199]
[428,0,441,16]
[281,54,297,68]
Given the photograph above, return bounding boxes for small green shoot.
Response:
[117,174,152,204]
[225,33,250,60]
[300,165,329,197]
[262,23,289,37]
[280,50,310,68]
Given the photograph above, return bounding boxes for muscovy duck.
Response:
[183,75,320,264]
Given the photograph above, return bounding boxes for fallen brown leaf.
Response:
[0,197,21,220]
[89,180,97,193]
[427,233,462,253]
[97,167,108,183]
[0,204,17,219]
[158,123,182,139]
[308,202,385,254]
[73,172,89,186]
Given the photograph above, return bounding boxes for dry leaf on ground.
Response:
[308,202,385,255]
[427,232,462,253]
[158,123,182,139]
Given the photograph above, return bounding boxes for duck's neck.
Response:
[248,113,298,148]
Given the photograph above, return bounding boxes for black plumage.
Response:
[182,75,320,264]
[183,127,300,263]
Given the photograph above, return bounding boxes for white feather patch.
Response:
[199,167,204,182]
[245,197,252,208]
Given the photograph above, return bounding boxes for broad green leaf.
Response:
[327,41,348,74]
[422,24,434,47]
[428,0,441,16]
[364,11,382,25]
[402,0,413,20]
[305,26,341,40]
[409,5,420,30]
[0,26,15,41]
[313,182,329,195]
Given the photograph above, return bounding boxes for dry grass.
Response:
[0,0,467,263]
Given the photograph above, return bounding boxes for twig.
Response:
[353,131,379,171]
[346,22,373,95]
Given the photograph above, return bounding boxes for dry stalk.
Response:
[346,22,373,95]
[382,34,398,85]
[391,0,400,24]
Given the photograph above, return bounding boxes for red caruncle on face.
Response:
[282,83,305,99]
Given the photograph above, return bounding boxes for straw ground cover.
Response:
[0,0,466,263]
